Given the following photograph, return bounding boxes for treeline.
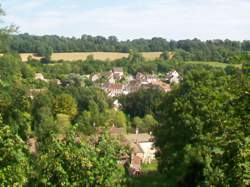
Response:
[9,33,250,63]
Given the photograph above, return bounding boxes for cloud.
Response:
[2,0,250,40]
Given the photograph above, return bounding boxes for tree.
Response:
[0,115,30,186]
[105,110,127,128]
[154,66,250,186]
[34,129,126,186]
[160,51,169,60]
[143,114,158,131]
[54,94,78,120]
[76,111,95,135]
[132,115,158,133]
[0,5,16,52]
[120,87,165,118]
[128,50,145,63]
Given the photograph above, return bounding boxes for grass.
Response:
[184,61,242,68]
[20,52,162,62]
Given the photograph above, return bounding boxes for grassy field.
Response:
[19,52,162,62]
[184,61,242,68]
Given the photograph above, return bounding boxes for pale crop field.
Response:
[141,52,162,61]
[19,52,162,62]
[20,53,41,61]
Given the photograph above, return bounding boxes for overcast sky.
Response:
[1,0,250,40]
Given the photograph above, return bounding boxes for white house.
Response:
[125,130,156,164]
[113,99,122,111]
[145,74,157,84]
[91,73,101,82]
[35,73,48,82]
[112,67,124,80]
[166,70,182,84]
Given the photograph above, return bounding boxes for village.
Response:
[30,67,182,99]
[90,67,182,97]
[28,68,182,175]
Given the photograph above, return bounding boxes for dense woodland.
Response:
[0,5,250,187]
[7,34,250,63]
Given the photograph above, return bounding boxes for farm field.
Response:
[19,52,162,62]
[184,61,242,68]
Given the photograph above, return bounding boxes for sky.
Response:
[1,0,250,41]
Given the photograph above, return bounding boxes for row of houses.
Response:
[96,68,181,97]
[91,67,124,83]
[31,69,182,99]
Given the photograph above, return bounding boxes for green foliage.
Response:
[0,6,17,52]
[34,130,125,186]
[0,116,30,186]
[154,66,250,186]
[9,34,250,62]
[55,113,71,134]
[128,50,145,63]
[54,93,78,120]
[132,115,158,133]
[120,87,165,118]
[76,106,127,134]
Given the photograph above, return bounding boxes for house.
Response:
[125,130,156,165]
[50,79,62,85]
[112,67,124,80]
[27,137,37,154]
[27,88,47,99]
[104,126,156,173]
[113,99,122,111]
[109,126,127,138]
[166,70,182,84]
[152,80,172,93]
[104,71,115,83]
[91,73,101,82]
[123,80,141,95]
[102,83,124,97]
[135,72,146,81]
[145,74,157,84]
[35,73,48,82]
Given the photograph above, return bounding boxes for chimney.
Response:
[136,128,139,135]
[135,128,139,144]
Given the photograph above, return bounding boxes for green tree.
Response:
[0,5,16,52]
[34,129,125,186]
[0,115,30,186]
[54,94,78,120]
[120,87,165,117]
[154,66,250,186]
[55,113,71,134]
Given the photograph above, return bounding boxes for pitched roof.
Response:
[109,127,126,135]
[125,133,154,143]
[106,83,123,90]
[130,142,144,153]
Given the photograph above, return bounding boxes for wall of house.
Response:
[139,142,156,163]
